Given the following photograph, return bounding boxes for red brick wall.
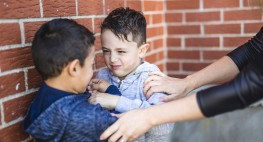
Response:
[0,0,262,141]
[0,0,166,141]
[166,0,263,78]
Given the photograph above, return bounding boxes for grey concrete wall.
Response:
[169,85,263,142]
[170,106,263,142]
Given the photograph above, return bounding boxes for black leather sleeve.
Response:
[196,55,263,117]
[227,27,263,71]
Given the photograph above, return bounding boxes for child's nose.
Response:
[110,53,118,62]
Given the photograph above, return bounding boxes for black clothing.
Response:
[197,27,263,117]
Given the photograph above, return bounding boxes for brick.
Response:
[168,50,200,60]
[204,0,239,8]
[24,21,46,43]
[95,35,102,51]
[3,93,35,123]
[182,62,210,71]
[145,15,150,25]
[0,105,1,125]
[78,0,103,15]
[95,53,106,69]
[244,23,263,33]
[147,40,154,53]
[168,73,188,79]
[243,0,260,7]
[167,0,199,10]
[145,53,158,63]
[0,23,21,46]
[205,24,241,34]
[203,50,230,60]
[152,38,163,49]
[0,122,29,142]
[224,36,251,47]
[158,50,165,61]
[167,38,181,47]
[0,47,33,72]
[43,0,76,17]
[27,68,42,89]
[152,14,163,24]
[127,0,142,11]
[157,63,165,72]
[165,13,183,23]
[75,18,93,32]
[144,1,163,11]
[186,11,220,22]
[94,17,105,34]
[105,0,125,14]
[0,72,25,98]
[224,9,262,21]
[186,37,220,47]
[167,25,200,35]
[0,0,40,19]
[167,62,179,71]
[147,26,164,38]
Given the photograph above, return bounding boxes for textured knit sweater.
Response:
[23,82,117,142]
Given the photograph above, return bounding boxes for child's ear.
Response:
[138,43,149,58]
[67,59,81,77]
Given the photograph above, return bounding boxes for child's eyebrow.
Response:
[102,46,126,50]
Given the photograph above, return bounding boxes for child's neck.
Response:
[45,76,76,94]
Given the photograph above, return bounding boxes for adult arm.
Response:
[197,55,263,117]
[145,27,263,101]
[144,56,239,101]
[101,55,263,142]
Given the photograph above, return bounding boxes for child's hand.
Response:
[88,78,111,93]
[88,92,120,110]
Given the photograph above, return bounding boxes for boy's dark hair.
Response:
[101,7,146,46]
[32,18,95,80]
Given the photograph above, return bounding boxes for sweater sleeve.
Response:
[115,71,167,113]
[115,93,165,112]
[196,55,263,117]
[227,27,263,71]
[94,105,118,140]
[67,102,117,141]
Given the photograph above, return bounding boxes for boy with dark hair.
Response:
[23,18,117,142]
[88,7,174,142]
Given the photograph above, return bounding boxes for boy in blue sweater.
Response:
[23,18,119,142]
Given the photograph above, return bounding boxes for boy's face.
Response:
[77,46,95,93]
[101,29,143,80]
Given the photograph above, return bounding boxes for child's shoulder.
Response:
[140,61,160,72]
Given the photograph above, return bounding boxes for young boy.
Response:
[23,18,118,142]
[88,7,174,142]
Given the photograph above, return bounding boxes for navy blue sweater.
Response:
[23,82,118,142]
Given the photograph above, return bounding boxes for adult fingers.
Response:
[145,84,163,99]
[100,121,120,141]
[144,78,162,95]
[161,95,177,102]
[148,71,166,77]
[161,94,185,102]
[144,74,162,85]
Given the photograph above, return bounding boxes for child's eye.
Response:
[102,49,110,55]
[118,51,126,54]
[102,49,109,53]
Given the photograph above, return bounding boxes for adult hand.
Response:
[144,71,192,102]
[88,78,111,93]
[100,109,153,142]
[88,92,120,110]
